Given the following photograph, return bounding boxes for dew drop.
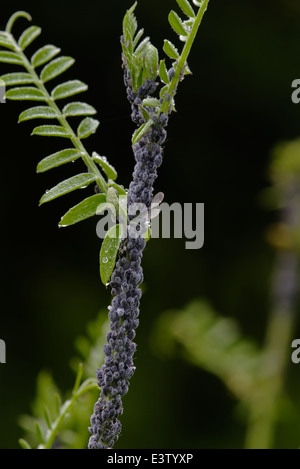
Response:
[102,256,108,264]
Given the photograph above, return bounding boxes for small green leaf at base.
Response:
[39,173,96,205]
[100,224,125,285]
[59,194,106,227]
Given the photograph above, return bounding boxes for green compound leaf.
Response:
[77,117,99,139]
[31,45,61,68]
[6,87,46,101]
[59,193,106,227]
[62,101,96,117]
[163,40,180,59]
[40,56,75,83]
[168,10,188,37]
[176,0,196,18]
[92,152,117,181]
[0,72,34,85]
[39,173,96,205]
[0,51,23,64]
[32,125,71,138]
[100,224,125,286]
[51,80,88,100]
[37,148,82,173]
[159,59,170,84]
[18,26,41,50]
[132,118,154,145]
[19,106,58,122]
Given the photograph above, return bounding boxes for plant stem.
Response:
[6,32,108,194]
[42,378,98,449]
[160,0,210,115]
[245,183,299,449]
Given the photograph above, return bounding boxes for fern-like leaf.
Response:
[0,10,124,226]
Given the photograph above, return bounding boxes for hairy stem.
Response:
[42,378,98,449]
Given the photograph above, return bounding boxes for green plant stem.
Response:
[245,182,299,448]
[160,0,210,115]
[244,301,295,449]
[6,31,108,194]
[41,378,98,449]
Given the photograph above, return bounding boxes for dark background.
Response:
[1,0,300,449]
